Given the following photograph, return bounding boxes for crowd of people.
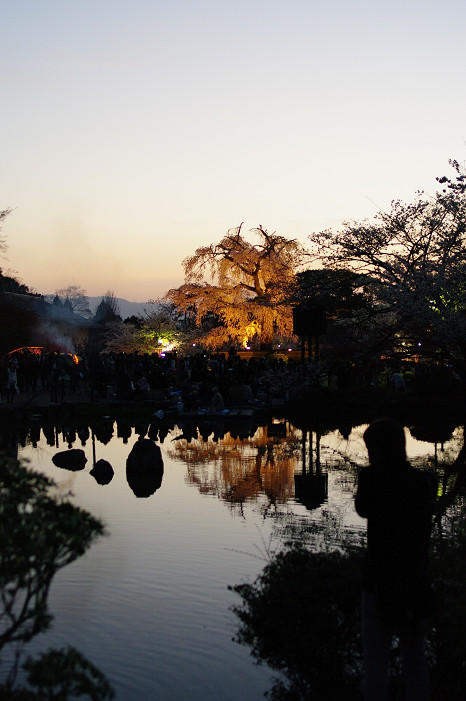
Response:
[0,346,462,408]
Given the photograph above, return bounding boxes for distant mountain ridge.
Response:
[45,295,158,320]
[87,297,158,320]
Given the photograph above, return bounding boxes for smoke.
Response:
[36,320,76,354]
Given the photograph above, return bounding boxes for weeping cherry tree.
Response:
[166,224,305,350]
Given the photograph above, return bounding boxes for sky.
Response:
[2,0,466,302]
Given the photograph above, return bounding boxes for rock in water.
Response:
[90,458,114,485]
[52,448,87,471]
[126,438,164,497]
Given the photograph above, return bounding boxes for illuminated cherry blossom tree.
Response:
[166,224,305,350]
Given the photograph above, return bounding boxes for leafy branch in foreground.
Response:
[0,453,113,699]
[0,455,105,650]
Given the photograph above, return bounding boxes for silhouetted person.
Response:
[390,368,406,393]
[211,387,224,412]
[355,418,435,701]
[0,357,8,402]
[6,361,18,403]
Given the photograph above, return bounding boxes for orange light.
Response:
[8,346,43,355]
[72,353,79,364]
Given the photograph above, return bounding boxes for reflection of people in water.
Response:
[92,421,114,445]
[78,426,90,446]
[42,425,55,447]
[117,420,132,444]
[355,418,436,701]
[126,438,164,498]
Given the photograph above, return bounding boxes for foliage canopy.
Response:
[0,207,12,261]
[54,285,92,319]
[94,291,121,324]
[166,224,305,349]
[307,160,466,359]
[101,300,181,354]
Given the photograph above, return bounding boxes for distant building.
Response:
[1,292,96,354]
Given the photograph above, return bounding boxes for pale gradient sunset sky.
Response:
[2,0,465,302]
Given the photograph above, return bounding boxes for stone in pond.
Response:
[52,448,87,471]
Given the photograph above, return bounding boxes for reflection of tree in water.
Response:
[167,423,300,515]
[0,454,114,699]
[432,426,466,521]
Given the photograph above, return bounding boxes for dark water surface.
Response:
[4,417,460,700]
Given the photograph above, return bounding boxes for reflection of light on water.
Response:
[406,425,463,460]
[317,424,463,467]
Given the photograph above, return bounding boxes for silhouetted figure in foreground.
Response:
[355,418,435,701]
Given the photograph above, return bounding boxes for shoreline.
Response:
[1,384,463,435]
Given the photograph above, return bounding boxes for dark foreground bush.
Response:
[230,543,364,700]
[429,502,466,699]
[231,524,466,701]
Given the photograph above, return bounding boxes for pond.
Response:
[2,412,463,699]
